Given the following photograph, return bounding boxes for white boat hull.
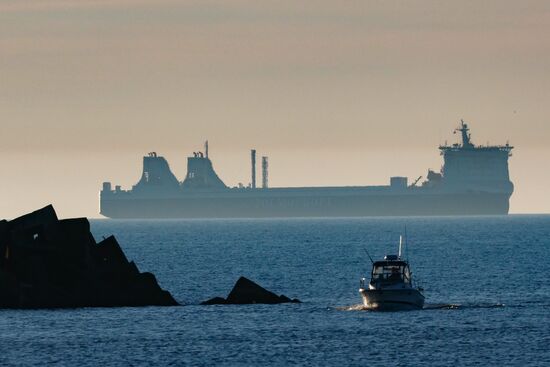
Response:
[359,288,425,311]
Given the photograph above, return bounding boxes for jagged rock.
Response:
[0,205,178,308]
[201,276,300,305]
[200,296,227,305]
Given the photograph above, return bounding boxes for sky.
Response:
[1,0,549,218]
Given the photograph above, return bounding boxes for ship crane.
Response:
[409,176,422,187]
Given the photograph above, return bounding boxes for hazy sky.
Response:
[1,0,549,218]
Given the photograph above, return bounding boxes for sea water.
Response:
[1,216,549,366]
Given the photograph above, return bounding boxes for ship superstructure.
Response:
[437,121,513,194]
[100,122,514,218]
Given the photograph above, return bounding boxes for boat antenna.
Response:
[405,225,409,261]
[363,248,374,265]
[398,235,403,259]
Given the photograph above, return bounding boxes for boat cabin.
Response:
[370,256,411,286]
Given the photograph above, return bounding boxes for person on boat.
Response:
[389,267,401,282]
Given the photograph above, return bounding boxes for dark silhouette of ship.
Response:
[100,121,514,218]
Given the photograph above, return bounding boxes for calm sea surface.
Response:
[1,215,549,366]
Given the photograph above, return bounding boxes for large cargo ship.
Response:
[100,121,514,218]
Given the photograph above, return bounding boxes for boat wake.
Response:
[334,302,506,312]
[423,302,505,310]
[335,304,371,312]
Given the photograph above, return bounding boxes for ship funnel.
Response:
[251,149,256,189]
[262,156,268,189]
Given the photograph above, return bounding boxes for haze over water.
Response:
[1,3,550,366]
[2,1,550,218]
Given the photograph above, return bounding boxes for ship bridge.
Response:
[438,120,513,194]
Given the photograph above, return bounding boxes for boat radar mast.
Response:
[398,235,403,259]
[454,119,474,148]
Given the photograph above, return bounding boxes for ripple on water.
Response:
[1,216,549,366]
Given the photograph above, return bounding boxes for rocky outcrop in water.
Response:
[0,205,178,308]
[201,276,300,305]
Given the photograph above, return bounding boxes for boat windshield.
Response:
[372,264,411,284]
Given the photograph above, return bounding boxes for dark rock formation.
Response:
[201,276,300,305]
[0,205,178,308]
[200,296,227,305]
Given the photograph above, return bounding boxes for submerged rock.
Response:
[0,205,178,308]
[201,276,300,305]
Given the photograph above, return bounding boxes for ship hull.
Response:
[100,190,511,219]
[359,288,425,311]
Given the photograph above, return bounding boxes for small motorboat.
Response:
[359,236,424,311]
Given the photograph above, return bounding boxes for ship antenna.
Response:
[205,140,209,159]
[405,226,409,260]
[363,248,374,265]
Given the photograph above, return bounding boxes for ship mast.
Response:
[455,119,474,148]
